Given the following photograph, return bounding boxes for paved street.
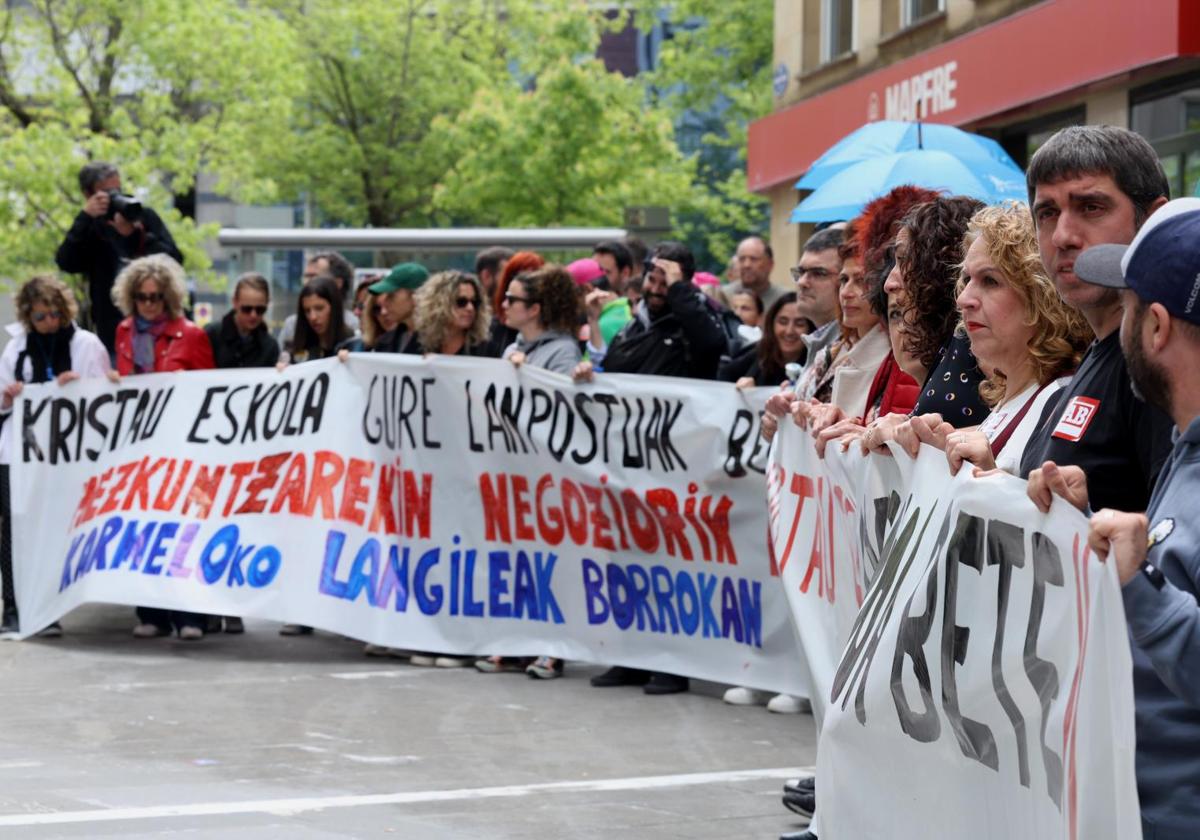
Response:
[0,606,816,839]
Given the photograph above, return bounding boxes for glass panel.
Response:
[1160,154,1182,199]
[1185,150,1200,198]
[824,0,853,59]
[1132,82,1200,141]
[905,0,942,25]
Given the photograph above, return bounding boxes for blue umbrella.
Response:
[795,120,1019,190]
[789,149,1027,224]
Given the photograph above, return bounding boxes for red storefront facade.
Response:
[749,0,1200,279]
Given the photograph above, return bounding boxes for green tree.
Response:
[633,0,773,268]
[0,0,299,287]
[431,57,693,228]
[270,0,614,230]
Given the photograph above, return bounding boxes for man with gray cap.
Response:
[1056,197,1200,840]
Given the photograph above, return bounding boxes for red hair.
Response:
[854,185,942,273]
[493,251,545,313]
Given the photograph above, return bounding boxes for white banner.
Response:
[770,422,1141,839]
[12,357,805,695]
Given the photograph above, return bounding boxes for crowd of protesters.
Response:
[1,123,1199,838]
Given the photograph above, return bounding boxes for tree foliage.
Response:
[633,0,774,266]
[431,57,693,227]
[0,0,774,289]
[0,0,299,286]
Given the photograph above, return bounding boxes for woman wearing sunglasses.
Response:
[408,270,492,358]
[200,272,280,636]
[113,254,214,375]
[205,273,279,370]
[0,275,110,637]
[110,255,214,639]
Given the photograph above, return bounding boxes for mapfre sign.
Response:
[879,60,958,121]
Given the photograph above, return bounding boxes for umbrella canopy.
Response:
[795,120,1019,190]
[789,149,1027,224]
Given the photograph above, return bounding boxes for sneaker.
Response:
[434,655,471,668]
[408,653,437,666]
[35,622,63,638]
[782,787,816,817]
[178,626,204,641]
[723,686,771,706]
[132,623,171,638]
[526,656,563,679]
[0,605,18,635]
[767,693,812,714]
[223,617,245,634]
[474,656,525,673]
[279,624,313,636]
[783,776,815,795]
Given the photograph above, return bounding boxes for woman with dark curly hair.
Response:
[408,270,492,358]
[938,203,1093,474]
[887,196,988,423]
[477,265,583,678]
[499,266,582,376]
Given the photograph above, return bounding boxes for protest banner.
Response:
[770,422,1141,839]
[10,358,807,695]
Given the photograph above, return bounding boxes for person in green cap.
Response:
[339,262,428,354]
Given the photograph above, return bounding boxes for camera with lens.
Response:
[105,189,143,223]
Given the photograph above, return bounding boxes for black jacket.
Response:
[603,282,728,380]
[55,207,183,352]
[205,312,280,369]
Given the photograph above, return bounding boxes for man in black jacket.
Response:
[583,240,727,380]
[55,162,184,353]
[574,241,728,695]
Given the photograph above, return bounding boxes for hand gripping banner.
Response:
[769,422,1141,839]
[11,358,806,696]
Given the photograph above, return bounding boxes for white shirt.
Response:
[979,376,1070,475]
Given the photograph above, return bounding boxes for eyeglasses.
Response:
[789,266,833,282]
[31,311,62,324]
[133,292,165,303]
[503,293,531,305]
[238,305,267,316]
[454,297,478,309]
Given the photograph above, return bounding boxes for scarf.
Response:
[133,315,169,373]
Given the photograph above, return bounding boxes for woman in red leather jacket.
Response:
[110,254,213,640]
[112,254,213,374]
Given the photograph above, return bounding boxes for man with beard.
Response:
[1022,126,1175,515]
[1054,198,1200,840]
[573,240,727,695]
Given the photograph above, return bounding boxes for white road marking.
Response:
[0,766,814,826]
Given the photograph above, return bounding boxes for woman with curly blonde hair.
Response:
[111,254,213,375]
[408,270,492,357]
[111,254,213,639]
[940,203,1093,475]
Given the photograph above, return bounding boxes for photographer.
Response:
[55,162,183,353]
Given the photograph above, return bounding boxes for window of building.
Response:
[902,0,943,27]
[821,0,854,62]
[994,107,1084,171]
[1132,74,1200,198]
